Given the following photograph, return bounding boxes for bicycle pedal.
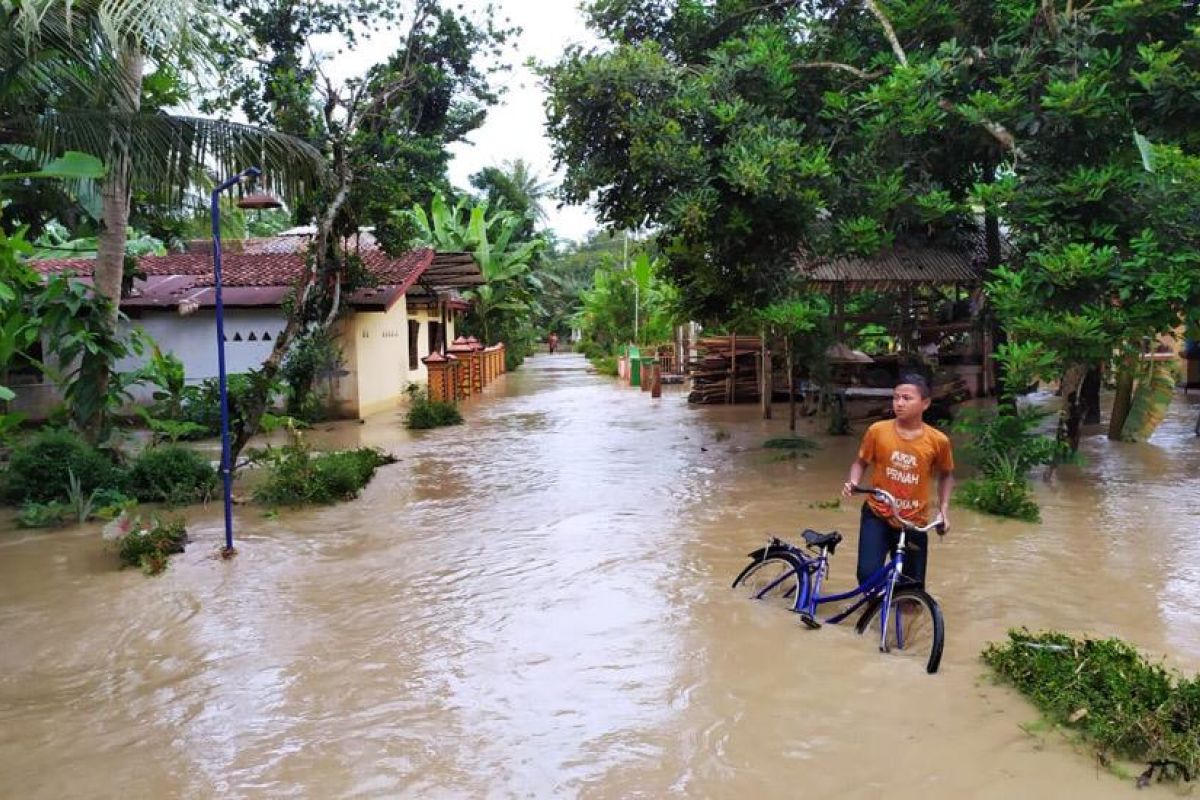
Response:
[799,613,821,630]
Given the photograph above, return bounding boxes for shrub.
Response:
[983,630,1199,783]
[2,429,120,504]
[126,445,217,505]
[107,514,188,575]
[591,355,618,376]
[254,443,396,506]
[953,404,1067,477]
[957,476,1041,522]
[16,500,69,528]
[177,372,272,438]
[405,386,463,430]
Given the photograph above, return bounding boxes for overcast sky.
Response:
[328,1,601,242]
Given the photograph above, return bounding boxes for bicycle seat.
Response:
[802,529,842,554]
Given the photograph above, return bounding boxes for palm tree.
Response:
[2,0,325,434]
[469,158,553,232]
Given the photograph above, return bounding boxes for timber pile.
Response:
[687,334,762,404]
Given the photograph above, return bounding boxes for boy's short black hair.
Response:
[895,373,931,399]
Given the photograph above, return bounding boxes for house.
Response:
[25,231,484,419]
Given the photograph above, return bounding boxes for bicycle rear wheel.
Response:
[854,588,945,674]
[732,554,807,612]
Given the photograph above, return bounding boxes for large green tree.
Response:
[200,0,515,452]
[546,0,1200,451]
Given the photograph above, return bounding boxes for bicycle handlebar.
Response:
[849,485,945,535]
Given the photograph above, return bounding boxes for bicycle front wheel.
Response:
[854,588,945,674]
[732,554,807,612]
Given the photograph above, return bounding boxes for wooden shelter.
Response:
[794,237,995,403]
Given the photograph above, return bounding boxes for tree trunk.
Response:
[787,335,796,432]
[1056,365,1085,453]
[230,164,353,467]
[1108,354,1136,440]
[1080,363,1102,425]
[983,210,1014,407]
[80,46,143,440]
[761,327,771,420]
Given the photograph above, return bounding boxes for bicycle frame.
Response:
[792,526,913,652]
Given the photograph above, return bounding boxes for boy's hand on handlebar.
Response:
[841,481,855,499]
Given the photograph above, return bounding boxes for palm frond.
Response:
[1,112,328,204]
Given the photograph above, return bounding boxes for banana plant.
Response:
[402,193,546,344]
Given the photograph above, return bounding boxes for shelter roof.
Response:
[794,232,999,290]
[31,233,482,313]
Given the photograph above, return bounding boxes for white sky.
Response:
[327,0,601,243]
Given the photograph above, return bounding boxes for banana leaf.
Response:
[1121,359,1178,442]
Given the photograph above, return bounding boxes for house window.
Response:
[408,320,420,370]
[428,321,442,355]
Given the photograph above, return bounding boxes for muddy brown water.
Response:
[1,354,1198,799]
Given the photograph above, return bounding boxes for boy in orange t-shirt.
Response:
[840,374,955,587]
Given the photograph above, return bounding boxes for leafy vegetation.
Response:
[1,429,120,505]
[762,436,818,451]
[401,192,547,361]
[125,445,217,506]
[252,433,396,507]
[952,404,1068,521]
[104,513,189,575]
[984,630,1199,783]
[404,385,464,430]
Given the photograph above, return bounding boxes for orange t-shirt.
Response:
[858,420,955,527]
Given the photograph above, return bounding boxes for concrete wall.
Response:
[337,302,456,419]
[346,303,409,418]
[116,309,287,403]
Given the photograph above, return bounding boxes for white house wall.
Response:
[116,309,286,404]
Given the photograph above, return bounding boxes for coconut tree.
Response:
[1,0,325,436]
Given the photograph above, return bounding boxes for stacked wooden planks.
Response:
[687,334,762,404]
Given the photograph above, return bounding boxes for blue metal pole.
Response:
[211,166,261,553]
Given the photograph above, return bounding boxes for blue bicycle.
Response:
[732,486,946,674]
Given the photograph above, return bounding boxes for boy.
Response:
[840,374,955,588]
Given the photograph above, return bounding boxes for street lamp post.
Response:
[210,166,264,555]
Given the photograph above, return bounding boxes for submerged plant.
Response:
[102,512,188,575]
[983,630,1199,784]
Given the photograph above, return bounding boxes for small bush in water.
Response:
[126,445,217,506]
[254,443,396,506]
[983,630,1199,784]
[404,385,463,430]
[16,500,69,528]
[956,478,1040,522]
[2,429,121,505]
[103,512,188,575]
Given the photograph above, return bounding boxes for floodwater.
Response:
[1,354,1198,799]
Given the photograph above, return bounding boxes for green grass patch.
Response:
[983,630,1199,784]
